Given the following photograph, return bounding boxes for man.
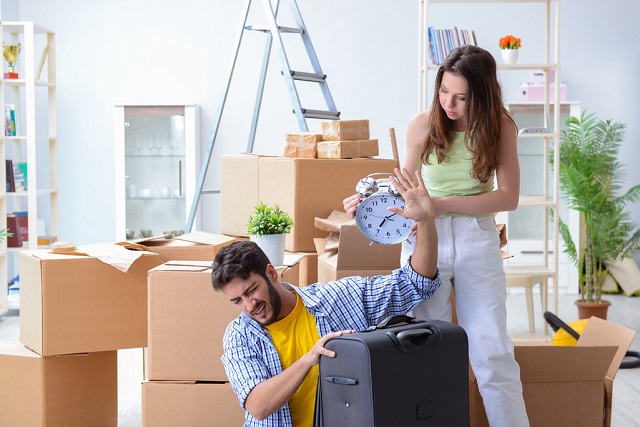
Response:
[212,168,440,427]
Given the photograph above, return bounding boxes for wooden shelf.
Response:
[0,22,58,315]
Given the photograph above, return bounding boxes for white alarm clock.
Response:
[354,173,415,245]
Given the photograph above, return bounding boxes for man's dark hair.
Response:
[211,241,270,291]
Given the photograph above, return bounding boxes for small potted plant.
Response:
[498,34,521,64]
[552,112,640,319]
[247,202,294,267]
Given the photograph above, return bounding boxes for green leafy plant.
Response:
[551,112,640,303]
[0,228,12,242]
[246,202,294,236]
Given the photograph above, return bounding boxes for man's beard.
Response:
[258,275,282,326]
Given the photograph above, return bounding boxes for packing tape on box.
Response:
[321,120,369,141]
[284,133,319,158]
[317,141,366,159]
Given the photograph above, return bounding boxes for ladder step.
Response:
[245,25,303,34]
[299,109,341,120]
[286,70,326,83]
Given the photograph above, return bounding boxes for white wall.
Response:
[5,0,640,258]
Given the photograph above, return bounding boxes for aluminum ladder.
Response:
[186,0,340,232]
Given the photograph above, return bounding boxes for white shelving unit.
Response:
[114,105,200,241]
[1,22,57,314]
[418,0,563,315]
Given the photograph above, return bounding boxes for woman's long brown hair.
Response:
[421,45,515,183]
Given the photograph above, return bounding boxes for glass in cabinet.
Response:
[114,105,199,241]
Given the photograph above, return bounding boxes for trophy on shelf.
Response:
[3,43,21,79]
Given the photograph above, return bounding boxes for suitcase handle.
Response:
[377,314,421,328]
[386,327,437,356]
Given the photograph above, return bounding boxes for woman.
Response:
[344,45,529,426]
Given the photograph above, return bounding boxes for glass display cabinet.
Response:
[114,105,199,241]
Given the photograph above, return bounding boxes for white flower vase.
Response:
[250,233,286,267]
[501,49,519,65]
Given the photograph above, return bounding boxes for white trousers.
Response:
[404,216,529,427]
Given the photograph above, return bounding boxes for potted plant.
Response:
[498,34,521,64]
[247,202,294,267]
[552,112,640,319]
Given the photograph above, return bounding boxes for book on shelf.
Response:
[15,211,28,242]
[12,162,27,191]
[6,214,22,248]
[427,26,477,65]
[4,104,16,136]
[36,44,49,81]
[6,159,15,192]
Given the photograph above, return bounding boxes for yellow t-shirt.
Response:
[265,292,320,427]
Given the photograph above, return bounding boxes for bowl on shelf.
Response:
[125,229,135,239]
[140,229,152,238]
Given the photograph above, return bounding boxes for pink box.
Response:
[528,69,556,84]
[520,83,566,102]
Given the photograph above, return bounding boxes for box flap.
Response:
[283,253,304,267]
[150,260,212,272]
[175,231,236,246]
[577,316,636,380]
[514,345,617,382]
[133,234,173,244]
[314,238,327,255]
[314,211,355,233]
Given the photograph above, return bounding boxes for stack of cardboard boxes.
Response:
[221,119,400,286]
[284,119,379,160]
[0,247,160,426]
[143,260,245,426]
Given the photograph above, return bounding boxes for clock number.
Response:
[366,207,373,213]
[396,229,400,234]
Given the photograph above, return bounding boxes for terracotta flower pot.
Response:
[575,299,612,320]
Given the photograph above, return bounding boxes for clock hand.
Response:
[379,218,386,227]
[383,213,396,221]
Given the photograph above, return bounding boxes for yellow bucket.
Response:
[551,319,589,346]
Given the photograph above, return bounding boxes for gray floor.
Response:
[1,291,639,426]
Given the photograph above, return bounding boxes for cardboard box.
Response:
[469,317,636,427]
[315,211,401,283]
[316,139,379,159]
[135,231,236,262]
[321,119,370,141]
[147,261,239,381]
[0,341,117,427]
[220,154,261,239]
[20,249,160,356]
[284,132,322,158]
[142,381,245,427]
[520,82,567,102]
[260,157,398,252]
[275,253,303,285]
[220,155,398,252]
[289,251,319,287]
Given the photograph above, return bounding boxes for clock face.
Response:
[355,193,415,244]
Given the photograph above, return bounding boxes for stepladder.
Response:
[186,0,340,232]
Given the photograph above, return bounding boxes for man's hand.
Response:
[387,168,438,279]
[301,329,356,368]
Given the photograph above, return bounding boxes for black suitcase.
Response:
[315,316,469,427]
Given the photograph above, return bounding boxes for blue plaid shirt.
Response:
[221,259,440,427]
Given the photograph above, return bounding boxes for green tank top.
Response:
[421,131,494,217]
